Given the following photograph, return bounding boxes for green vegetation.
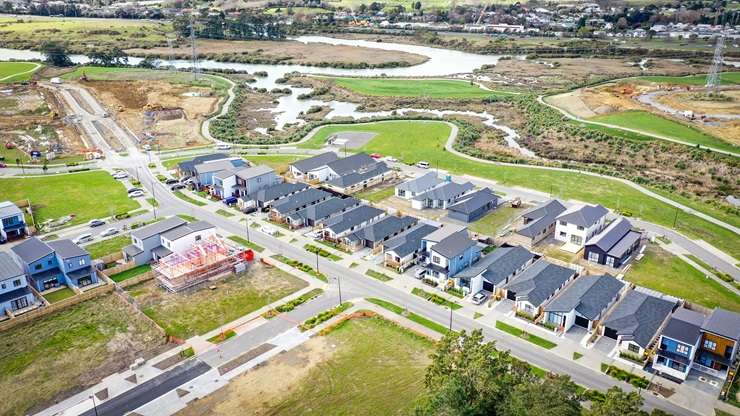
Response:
[207,329,237,344]
[367,297,452,335]
[299,302,353,331]
[365,269,393,282]
[146,197,158,207]
[242,154,306,174]
[265,288,324,317]
[355,185,395,203]
[625,244,740,312]
[495,321,557,349]
[0,62,41,83]
[61,66,230,92]
[0,294,163,416]
[412,287,461,310]
[0,171,139,227]
[573,352,583,360]
[108,264,152,283]
[180,346,195,358]
[601,363,650,389]
[686,254,737,288]
[590,110,738,153]
[304,244,342,261]
[216,208,235,217]
[84,235,130,259]
[43,287,76,303]
[177,214,198,222]
[637,72,740,86]
[573,121,656,143]
[468,205,522,236]
[227,235,265,253]
[298,120,451,150]
[271,254,328,282]
[172,190,207,206]
[162,156,191,170]
[332,77,515,99]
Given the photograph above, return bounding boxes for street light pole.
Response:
[338,274,343,306]
[90,394,99,416]
[151,180,157,219]
[245,214,251,242]
[448,306,453,332]
[315,251,320,274]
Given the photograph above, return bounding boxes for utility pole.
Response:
[672,207,679,228]
[315,251,320,274]
[245,214,251,242]
[151,180,157,219]
[89,395,99,416]
[448,306,453,331]
[190,12,198,81]
[337,274,343,306]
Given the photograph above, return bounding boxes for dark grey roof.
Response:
[661,308,706,345]
[586,218,633,252]
[194,159,246,175]
[456,246,535,286]
[544,274,624,320]
[413,181,474,202]
[152,246,173,258]
[447,188,498,215]
[11,237,54,263]
[348,215,418,243]
[290,152,339,173]
[177,153,229,173]
[517,199,567,238]
[324,205,385,235]
[607,231,641,258]
[0,201,22,218]
[396,172,443,193]
[556,203,608,228]
[131,217,187,240]
[0,286,32,304]
[235,165,274,180]
[0,252,24,281]
[252,182,308,203]
[602,290,676,348]
[161,221,215,241]
[431,230,477,259]
[384,224,439,258]
[291,197,360,224]
[503,260,576,308]
[48,239,88,259]
[327,162,390,189]
[123,244,143,257]
[272,188,330,215]
[326,153,377,177]
[702,308,740,341]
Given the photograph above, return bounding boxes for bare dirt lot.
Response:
[656,89,740,116]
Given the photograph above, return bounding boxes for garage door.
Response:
[603,327,618,340]
[574,315,590,329]
[506,290,517,301]
[483,281,494,292]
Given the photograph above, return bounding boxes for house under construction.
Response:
[154,236,253,292]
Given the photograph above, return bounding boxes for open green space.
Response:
[0,294,163,416]
[625,243,740,312]
[0,62,41,83]
[172,190,207,206]
[331,77,515,99]
[355,185,395,202]
[495,320,557,349]
[61,66,231,92]
[84,235,130,259]
[637,72,740,86]
[305,121,738,258]
[589,110,738,153]
[227,235,265,253]
[108,264,151,283]
[367,297,452,334]
[0,171,139,227]
[468,205,523,236]
[126,265,307,339]
[43,287,76,303]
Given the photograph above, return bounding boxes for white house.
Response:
[160,221,217,256]
[289,152,339,182]
[554,203,608,247]
[395,172,444,200]
[543,274,625,333]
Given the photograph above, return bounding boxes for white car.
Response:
[384,156,398,163]
[307,229,323,239]
[73,233,93,245]
[100,227,119,237]
[413,268,426,279]
[471,292,488,305]
[261,225,277,236]
[112,171,128,180]
[416,161,430,169]
[129,190,144,198]
[216,143,232,151]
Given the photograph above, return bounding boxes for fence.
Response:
[117,270,156,289]
[105,261,137,276]
[98,252,124,266]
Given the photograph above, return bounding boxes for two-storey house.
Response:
[554,203,608,247]
[653,308,706,382]
[0,201,28,243]
[420,225,480,283]
[10,237,98,291]
[0,252,38,315]
[694,308,740,380]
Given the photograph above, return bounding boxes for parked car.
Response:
[88,219,105,228]
[307,229,323,239]
[127,187,143,194]
[73,233,93,245]
[222,196,238,206]
[370,153,382,159]
[414,268,426,279]
[416,161,430,169]
[261,225,277,236]
[165,179,179,185]
[170,183,186,191]
[471,292,488,305]
[242,206,257,214]
[384,156,398,163]
[215,143,232,151]
[129,190,144,198]
[112,171,128,180]
[100,227,119,237]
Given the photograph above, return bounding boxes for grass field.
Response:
[43,287,76,303]
[109,264,152,283]
[355,185,395,202]
[0,294,163,416]
[331,77,515,99]
[0,171,139,226]
[0,62,41,83]
[126,264,307,339]
[495,320,557,349]
[625,243,740,312]
[589,110,738,153]
[61,66,231,92]
[173,190,207,206]
[468,205,523,236]
[637,72,740,86]
[305,121,739,259]
[83,235,130,259]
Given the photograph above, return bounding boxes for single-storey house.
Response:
[326,162,395,195]
[554,203,608,247]
[325,153,378,182]
[0,201,28,243]
[503,259,577,318]
[447,188,499,223]
[411,181,475,210]
[269,188,331,223]
[601,289,677,357]
[0,252,39,315]
[193,158,248,189]
[512,199,566,247]
[243,182,308,210]
[584,217,642,269]
[321,205,386,241]
[454,245,536,295]
[543,274,625,332]
[123,216,188,265]
[10,237,98,292]
[287,197,361,228]
[176,153,228,178]
[421,226,481,282]
[289,152,339,182]
[383,223,439,272]
[343,215,418,252]
[653,308,706,382]
[395,172,444,200]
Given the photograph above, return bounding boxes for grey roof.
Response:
[348,215,418,243]
[161,221,215,241]
[431,230,477,259]
[291,197,360,224]
[177,153,229,173]
[585,218,640,258]
[235,165,274,181]
[0,252,24,281]
[503,260,576,308]
[423,224,467,243]
[544,274,625,320]
[396,172,443,193]
[326,153,377,177]
[123,244,143,257]
[272,188,330,215]
[48,239,88,259]
[0,201,22,219]
[607,231,641,259]
[447,188,498,215]
[517,199,567,238]
[324,205,385,235]
[131,217,187,240]
[194,159,246,175]
[556,203,609,228]
[702,308,740,341]
[456,246,535,286]
[602,290,676,348]
[214,169,236,180]
[327,162,390,189]
[11,237,54,263]
[661,308,706,345]
[384,224,439,258]
[413,181,475,202]
[152,246,173,258]
[252,182,308,203]
[290,152,339,173]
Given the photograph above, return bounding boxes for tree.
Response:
[88,47,128,67]
[588,387,646,416]
[40,41,73,67]
[500,374,582,416]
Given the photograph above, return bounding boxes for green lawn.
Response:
[468,206,523,236]
[43,287,76,303]
[625,243,740,312]
[216,208,235,217]
[172,190,207,206]
[355,185,395,203]
[0,62,41,83]
[495,321,557,349]
[243,154,307,174]
[589,110,738,153]
[61,66,230,92]
[411,287,461,310]
[0,171,139,227]
[331,77,515,99]
[83,235,130,259]
[227,235,265,253]
[161,156,191,170]
[637,72,740,86]
[367,297,452,334]
[108,264,152,283]
[306,121,738,259]
[365,269,393,281]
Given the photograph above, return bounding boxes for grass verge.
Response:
[227,235,265,253]
[411,287,461,310]
[173,190,207,206]
[495,321,557,349]
[366,297,452,335]
[365,269,393,282]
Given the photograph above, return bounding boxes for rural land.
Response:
[0,1,739,416]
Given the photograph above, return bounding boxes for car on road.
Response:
[414,268,426,279]
[127,187,143,194]
[112,171,128,180]
[88,219,105,228]
[384,156,398,163]
[0,163,6,168]
[261,225,278,236]
[165,179,179,185]
[471,292,488,305]
[216,144,232,151]
[129,190,144,198]
[222,196,238,206]
[73,233,93,245]
[416,161,430,169]
[100,227,119,237]
[170,183,186,191]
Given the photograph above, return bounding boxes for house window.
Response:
[432,256,440,264]
[559,221,567,226]
[628,343,640,354]
[704,340,717,351]
[13,279,21,287]
[577,225,584,231]
[559,231,567,237]
[11,297,28,310]
[34,264,42,270]
[588,252,599,262]
[669,361,686,372]
[676,344,689,355]
[195,235,202,242]
[1,283,5,289]
[78,258,86,266]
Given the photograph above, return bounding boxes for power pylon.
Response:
[706,35,724,92]
[190,13,199,81]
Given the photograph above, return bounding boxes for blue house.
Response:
[10,237,98,291]
[0,252,39,315]
[193,158,247,189]
[652,308,706,382]
[420,225,481,283]
[0,201,28,243]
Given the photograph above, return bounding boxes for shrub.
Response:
[299,302,353,331]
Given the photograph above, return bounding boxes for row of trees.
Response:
[172,11,284,40]
[41,42,132,67]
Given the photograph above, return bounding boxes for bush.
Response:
[299,302,353,331]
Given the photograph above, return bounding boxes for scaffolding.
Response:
[154,236,250,292]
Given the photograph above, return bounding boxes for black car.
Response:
[165,179,179,185]
[127,187,143,194]
[170,183,186,191]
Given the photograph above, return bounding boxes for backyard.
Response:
[0,294,165,416]
[0,171,139,226]
[83,235,130,259]
[178,314,433,416]
[126,263,308,339]
[355,185,395,203]
[468,205,524,236]
[331,77,515,99]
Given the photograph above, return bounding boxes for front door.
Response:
[606,256,616,268]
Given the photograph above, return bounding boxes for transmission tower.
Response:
[706,35,724,92]
[190,13,199,81]
[166,35,176,72]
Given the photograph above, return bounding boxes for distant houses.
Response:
[289,152,395,193]
[0,201,28,243]
[395,172,443,200]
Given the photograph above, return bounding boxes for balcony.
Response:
[656,348,692,365]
